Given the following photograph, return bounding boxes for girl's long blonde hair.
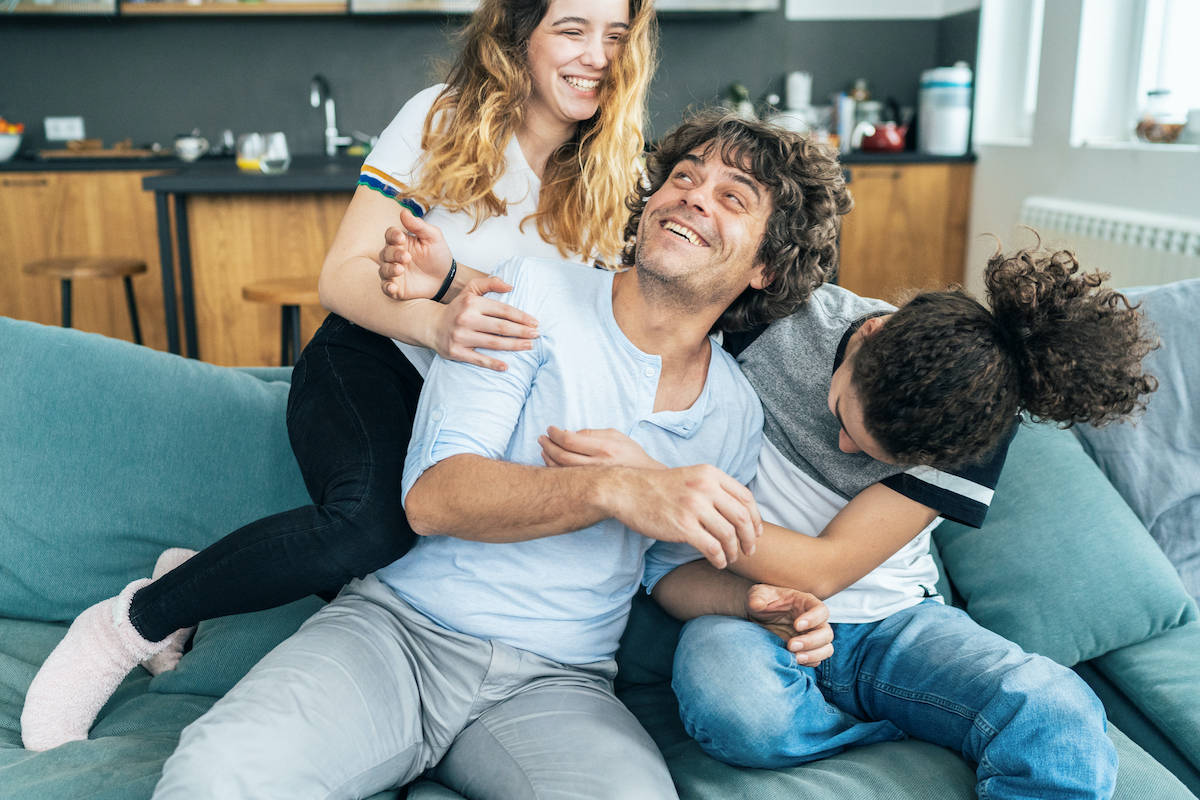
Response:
[406,0,657,264]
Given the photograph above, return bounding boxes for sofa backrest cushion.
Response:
[934,421,1198,667]
[0,318,310,622]
[1071,278,1200,604]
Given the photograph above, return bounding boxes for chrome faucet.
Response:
[309,74,353,157]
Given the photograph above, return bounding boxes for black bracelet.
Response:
[431,258,457,303]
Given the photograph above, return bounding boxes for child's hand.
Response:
[745,584,834,666]
[538,427,665,470]
[378,208,454,301]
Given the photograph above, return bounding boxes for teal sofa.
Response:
[1,313,1198,800]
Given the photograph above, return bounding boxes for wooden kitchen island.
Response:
[142,158,356,366]
[0,155,355,367]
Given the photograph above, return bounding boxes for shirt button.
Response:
[643,366,656,378]
[431,409,444,421]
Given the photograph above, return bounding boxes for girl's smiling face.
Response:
[524,0,630,131]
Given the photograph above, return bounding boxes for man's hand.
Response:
[746,583,834,666]
[378,208,454,301]
[539,426,664,470]
[608,465,762,569]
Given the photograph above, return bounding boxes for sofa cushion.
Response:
[411,675,1197,800]
[0,616,215,800]
[1071,278,1200,603]
[1092,622,1200,778]
[0,318,310,622]
[149,595,325,698]
[933,421,1198,667]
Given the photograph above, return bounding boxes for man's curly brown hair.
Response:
[850,243,1159,468]
[622,109,852,331]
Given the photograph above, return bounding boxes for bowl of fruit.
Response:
[0,118,26,162]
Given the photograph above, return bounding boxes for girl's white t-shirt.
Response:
[750,437,944,624]
[361,84,588,376]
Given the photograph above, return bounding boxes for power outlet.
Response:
[45,116,86,142]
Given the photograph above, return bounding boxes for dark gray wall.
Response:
[1,8,977,154]
[937,9,980,75]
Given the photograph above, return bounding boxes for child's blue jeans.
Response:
[672,599,1117,800]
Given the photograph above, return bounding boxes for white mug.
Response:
[174,136,209,162]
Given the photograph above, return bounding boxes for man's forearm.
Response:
[650,559,752,621]
[405,454,626,541]
[406,454,760,569]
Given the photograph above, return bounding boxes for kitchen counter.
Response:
[141,155,361,193]
[0,151,973,179]
[0,154,364,192]
[840,151,976,164]
[0,155,178,172]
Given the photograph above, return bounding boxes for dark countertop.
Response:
[142,155,362,193]
[0,156,176,173]
[840,151,976,164]
[1,151,975,191]
[0,153,363,193]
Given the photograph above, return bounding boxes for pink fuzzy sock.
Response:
[21,577,166,751]
[140,547,199,676]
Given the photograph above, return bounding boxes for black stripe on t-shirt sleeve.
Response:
[880,472,990,528]
[879,422,1017,529]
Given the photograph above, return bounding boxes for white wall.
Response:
[785,0,978,20]
[965,0,1200,296]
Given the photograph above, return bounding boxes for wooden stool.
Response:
[241,277,321,366]
[22,257,146,345]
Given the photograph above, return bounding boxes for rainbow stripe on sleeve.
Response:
[357,165,426,217]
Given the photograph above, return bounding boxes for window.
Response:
[974,0,1044,145]
[1073,0,1200,146]
[1135,0,1200,117]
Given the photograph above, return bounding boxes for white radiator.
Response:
[1019,196,1200,289]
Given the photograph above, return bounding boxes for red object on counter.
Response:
[860,122,908,152]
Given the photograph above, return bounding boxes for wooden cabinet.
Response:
[2,169,350,366]
[836,163,973,304]
[0,170,168,349]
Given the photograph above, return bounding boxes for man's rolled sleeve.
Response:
[400,263,541,505]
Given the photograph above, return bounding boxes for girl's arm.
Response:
[539,426,938,598]
[318,187,539,370]
[731,484,938,599]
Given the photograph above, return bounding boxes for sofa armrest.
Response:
[1086,622,1200,786]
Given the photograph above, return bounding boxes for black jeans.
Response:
[128,314,424,642]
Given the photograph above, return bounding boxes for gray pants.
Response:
[153,575,678,800]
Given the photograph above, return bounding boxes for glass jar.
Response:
[1135,89,1186,143]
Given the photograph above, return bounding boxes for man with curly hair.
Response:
[151,110,850,800]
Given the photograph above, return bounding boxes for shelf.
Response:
[5,0,116,14]
[119,0,345,14]
[348,0,472,13]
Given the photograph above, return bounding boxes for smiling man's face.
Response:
[634,144,772,305]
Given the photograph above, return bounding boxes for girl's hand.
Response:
[379,208,454,301]
[539,427,665,470]
[432,276,540,371]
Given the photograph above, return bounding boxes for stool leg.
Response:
[280,307,290,366]
[123,275,143,346]
[285,305,302,367]
[60,279,72,329]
